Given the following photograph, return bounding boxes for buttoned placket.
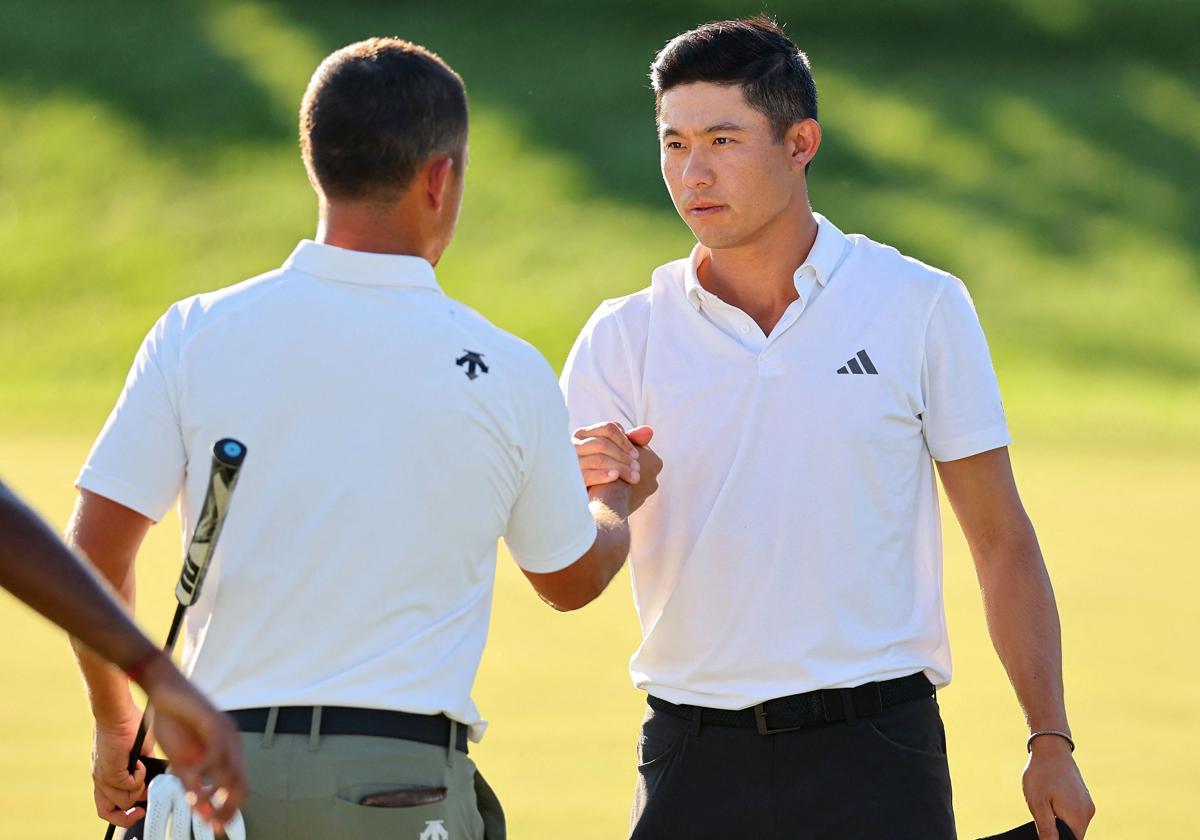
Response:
[693,266,820,376]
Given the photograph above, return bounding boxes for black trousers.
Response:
[630,693,956,839]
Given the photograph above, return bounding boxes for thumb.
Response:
[627,425,654,447]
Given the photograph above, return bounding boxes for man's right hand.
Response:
[572,421,662,513]
[92,713,150,828]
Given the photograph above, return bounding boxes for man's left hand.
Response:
[1023,737,1095,838]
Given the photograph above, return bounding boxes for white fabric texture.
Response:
[143,774,246,840]
[560,214,1010,709]
[79,240,597,741]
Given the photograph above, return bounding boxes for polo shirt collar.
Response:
[284,239,442,292]
[683,212,849,310]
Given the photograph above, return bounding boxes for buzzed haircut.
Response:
[650,16,818,144]
[300,37,468,201]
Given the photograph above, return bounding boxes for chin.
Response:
[692,227,749,251]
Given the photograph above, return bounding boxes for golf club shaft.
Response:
[125,605,186,772]
[101,439,247,840]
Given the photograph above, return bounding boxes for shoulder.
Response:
[842,233,960,304]
[165,268,289,337]
[446,299,560,389]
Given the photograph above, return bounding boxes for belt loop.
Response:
[690,705,703,737]
[262,706,279,749]
[447,720,457,766]
[840,690,857,725]
[308,706,323,752]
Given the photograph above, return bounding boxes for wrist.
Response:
[1027,729,1075,755]
[590,481,632,517]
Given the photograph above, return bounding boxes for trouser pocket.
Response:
[334,783,479,840]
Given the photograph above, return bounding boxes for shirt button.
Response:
[739,323,751,334]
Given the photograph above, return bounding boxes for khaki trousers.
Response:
[239,719,503,840]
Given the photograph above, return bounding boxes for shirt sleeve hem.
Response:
[75,468,172,523]
[507,520,599,574]
[928,423,1012,463]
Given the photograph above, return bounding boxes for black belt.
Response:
[228,706,469,753]
[648,673,934,735]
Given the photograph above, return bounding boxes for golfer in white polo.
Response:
[562,16,1094,840]
[69,37,659,840]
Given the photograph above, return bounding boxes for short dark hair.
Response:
[300,38,468,201]
[650,16,818,143]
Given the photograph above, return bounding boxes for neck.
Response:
[699,201,819,331]
[316,198,437,263]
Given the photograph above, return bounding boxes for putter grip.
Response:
[174,438,247,606]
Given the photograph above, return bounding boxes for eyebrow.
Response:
[659,121,748,138]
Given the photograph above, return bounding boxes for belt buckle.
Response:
[753,703,804,735]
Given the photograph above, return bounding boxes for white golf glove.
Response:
[144,774,246,840]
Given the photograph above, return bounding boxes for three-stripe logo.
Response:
[837,350,878,375]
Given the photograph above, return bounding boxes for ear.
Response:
[788,118,822,172]
[424,155,455,212]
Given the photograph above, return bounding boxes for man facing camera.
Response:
[563,17,1094,840]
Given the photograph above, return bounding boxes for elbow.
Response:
[543,582,603,612]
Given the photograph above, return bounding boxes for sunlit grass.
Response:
[0,2,1198,835]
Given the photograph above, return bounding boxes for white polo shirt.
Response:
[561,214,1010,709]
[78,240,597,740]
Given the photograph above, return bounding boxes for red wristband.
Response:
[124,647,161,686]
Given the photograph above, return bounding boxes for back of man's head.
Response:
[300,38,468,203]
[650,16,817,144]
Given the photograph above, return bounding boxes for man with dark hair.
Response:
[71,37,659,839]
[0,481,246,828]
[563,16,1094,840]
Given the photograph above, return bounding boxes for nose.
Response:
[682,150,714,191]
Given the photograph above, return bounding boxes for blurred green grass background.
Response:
[0,1,1197,837]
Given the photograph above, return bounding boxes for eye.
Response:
[664,141,685,151]
[714,136,734,146]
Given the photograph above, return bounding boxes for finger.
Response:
[575,435,637,463]
[627,425,654,447]
[579,454,639,483]
[98,801,146,829]
[574,421,636,453]
[582,468,622,487]
[1031,800,1059,840]
[96,778,145,811]
[211,785,240,825]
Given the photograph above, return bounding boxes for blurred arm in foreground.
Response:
[937,447,1095,838]
[0,482,245,828]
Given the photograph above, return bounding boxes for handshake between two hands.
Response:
[572,421,663,512]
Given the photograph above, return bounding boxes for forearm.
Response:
[0,487,152,669]
[973,521,1069,734]
[579,484,633,596]
[522,482,632,612]
[63,496,147,725]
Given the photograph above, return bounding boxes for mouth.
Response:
[685,201,725,219]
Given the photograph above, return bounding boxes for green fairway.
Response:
[2,437,1198,837]
[1,0,1198,837]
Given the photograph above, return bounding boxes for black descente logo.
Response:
[456,350,489,380]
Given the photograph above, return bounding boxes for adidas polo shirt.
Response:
[560,214,1010,709]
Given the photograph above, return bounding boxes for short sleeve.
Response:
[503,359,598,574]
[559,302,638,433]
[75,307,187,522]
[921,278,1011,462]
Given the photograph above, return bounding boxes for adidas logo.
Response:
[837,349,878,375]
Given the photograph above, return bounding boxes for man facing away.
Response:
[562,17,1094,840]
[69,38,659,839]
